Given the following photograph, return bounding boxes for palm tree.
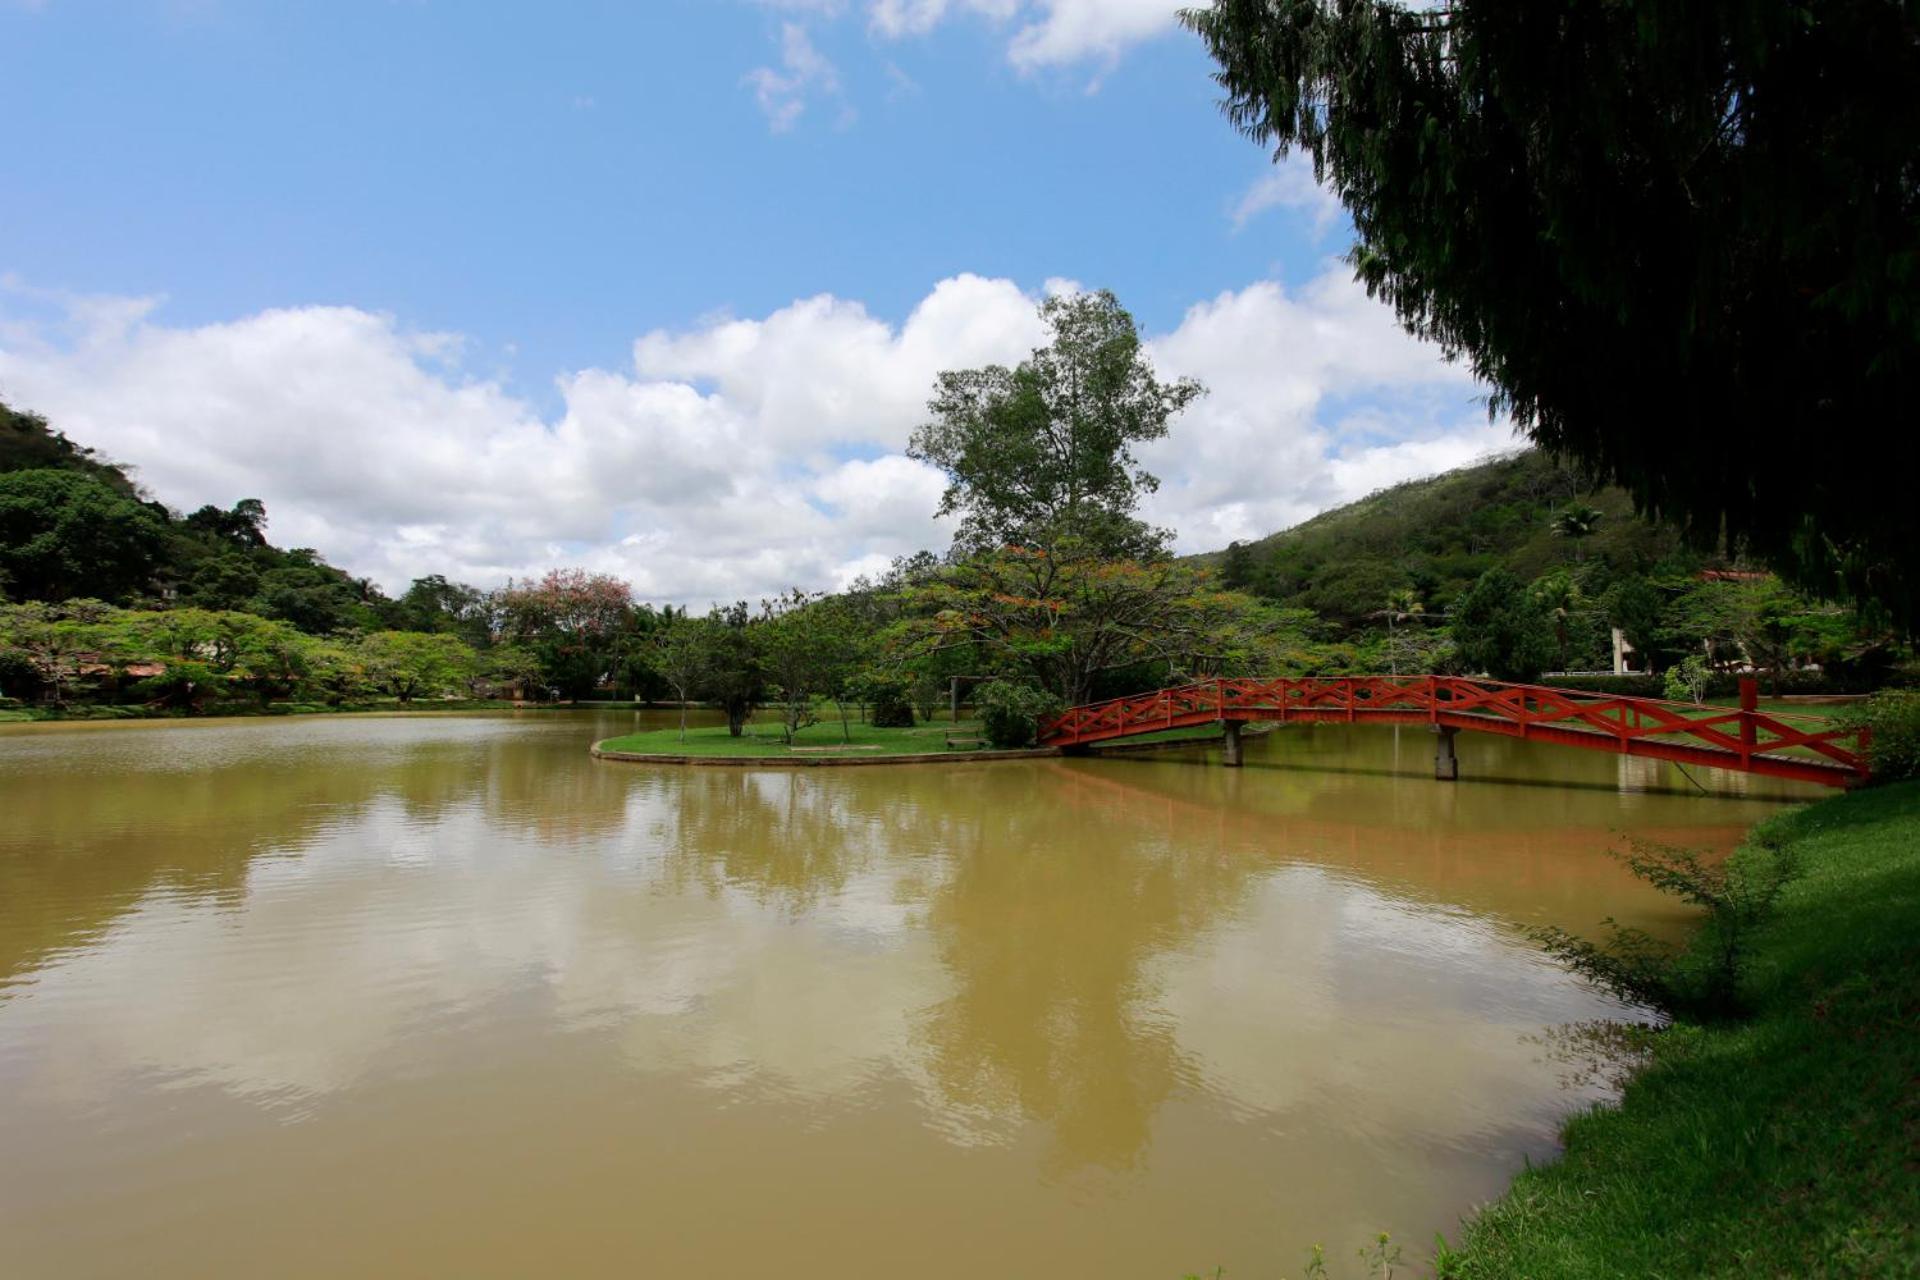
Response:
[1380,589,1425,675]
[1551,502,1604,560]
[1529,572,1583,670]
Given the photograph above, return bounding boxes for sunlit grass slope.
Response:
[1445,781,1920,1278]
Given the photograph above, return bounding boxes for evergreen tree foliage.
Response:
[1452,567,1556,682]
[1184,0,1920,626]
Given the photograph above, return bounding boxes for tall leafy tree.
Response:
[392,574,492,645]
[1452,568,1556,682]
[356,631,480,704]
[184,499,270,549]
[0,470,168,603]
[248,554,369,635]
[896,539,1287,705]
[498,568,635,699]
[1184,1,1920,625]
[908,291,1203,557]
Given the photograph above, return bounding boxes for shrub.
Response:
[853,671,916,728]
[1662,654,1710,704]
[1846,689,1920,783]
[975,681,1064,749]
[1530,836,1800,1021]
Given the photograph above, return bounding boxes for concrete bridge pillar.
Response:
[1433,724,1460,781]
[1223,720,1245,768]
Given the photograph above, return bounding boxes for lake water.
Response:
[0,712,1816,1278]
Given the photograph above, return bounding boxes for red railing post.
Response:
[1738,676,1758,766]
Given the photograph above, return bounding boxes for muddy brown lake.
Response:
[0,711,1816,1278]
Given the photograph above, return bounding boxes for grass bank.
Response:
[0,698,600,724]
[596,716,1002,758]
[1442,780,1920,1278]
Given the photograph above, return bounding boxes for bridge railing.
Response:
[1038,675,1871,785]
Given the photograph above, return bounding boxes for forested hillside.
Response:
[1,400,398,634]
[1200,449,1685,626]
[1195,449,1908,687]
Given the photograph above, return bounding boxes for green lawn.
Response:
[1442,780,1920,1278]
[595,716,1003,758]
[1086,724,1235,747]
[1700,694,1862,722]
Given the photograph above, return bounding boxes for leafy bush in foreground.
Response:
[1846,689,1920,783]
[1530,837,1800,1020]
[975,681,1063,749]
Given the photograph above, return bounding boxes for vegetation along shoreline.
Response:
[1432,780,1920,1278]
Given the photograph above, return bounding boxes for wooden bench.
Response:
[944,734,988,750]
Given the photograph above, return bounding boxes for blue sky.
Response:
[1,1,1502,604]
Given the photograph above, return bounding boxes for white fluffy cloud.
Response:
[0,269,1501,605]
[1137,273,1500,548]
[1230,153,1343,236]
[742,1,1182,129]
[744,22,847,132]
[1001,0,1178,69]
[765,0,1180,73]
[867,0,1177,66]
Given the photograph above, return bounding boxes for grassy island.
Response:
[1444,780,1920,1278]
[592,716,1242,761]
[595,717,1011,760]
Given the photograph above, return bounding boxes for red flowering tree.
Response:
[497,569,636,700]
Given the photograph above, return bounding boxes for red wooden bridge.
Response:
[1038,675,1871,788]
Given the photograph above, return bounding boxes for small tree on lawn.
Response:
[695,602,762,737]
[756,590,858,746]
[652,614,713,742]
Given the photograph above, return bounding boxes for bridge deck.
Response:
[1038,676,1870,788]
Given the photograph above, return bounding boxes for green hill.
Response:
[1,398,392,633]
[1197,449,1692,630]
